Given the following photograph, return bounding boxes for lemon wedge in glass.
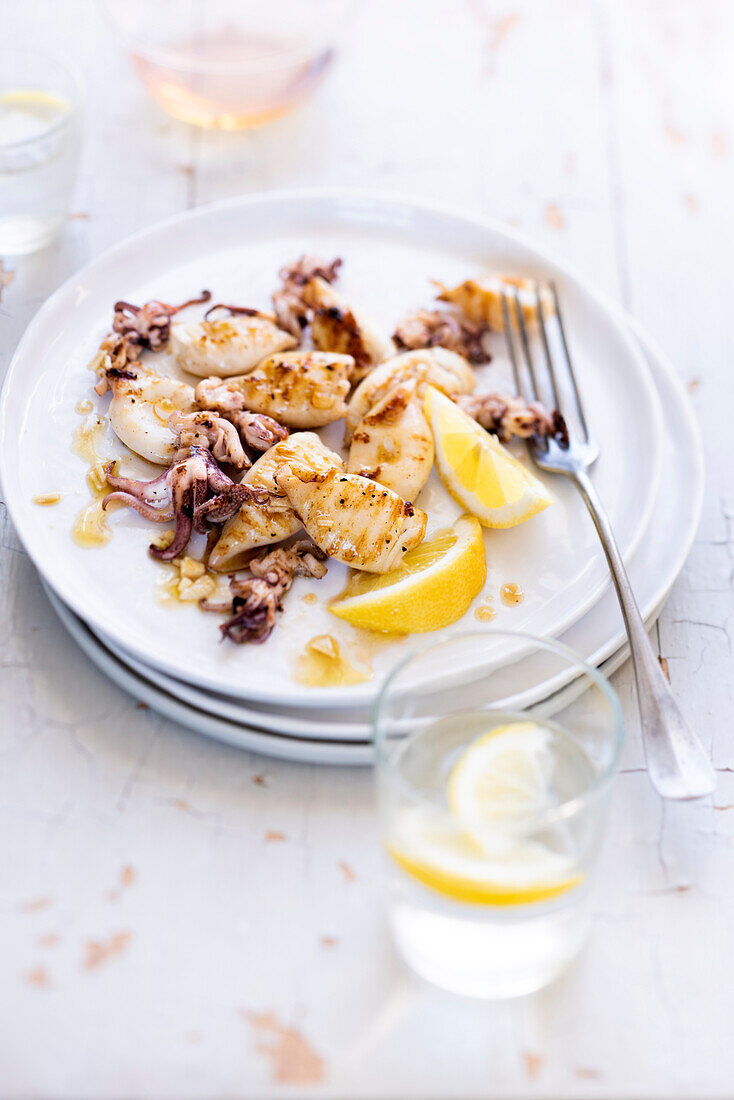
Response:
[387,805,581,906]
[329,514,486,633]
[424,387,553,528]
[387,722,583,906]
[447,721,557,834]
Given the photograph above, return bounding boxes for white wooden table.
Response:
[2,2,733,1096]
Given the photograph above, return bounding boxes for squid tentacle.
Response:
[102,447,247,561]
[230,410,289,451]
[169,411,251,471]
[199,448,237,493]
[217,541,328,645]
[103,462,171,505]
[102,492,174,522]
[194,483,272,530]
[203,303,265,322]
[151,471,199,561]
[112,290,212,351]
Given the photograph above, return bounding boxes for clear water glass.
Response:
[373,631,624,999]
[0,49,82,255]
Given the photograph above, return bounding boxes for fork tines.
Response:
[500,280,589,450]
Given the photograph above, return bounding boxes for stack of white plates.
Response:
[0,193,703,764]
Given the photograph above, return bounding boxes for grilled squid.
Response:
[303,277,396,381]
[195,350,353,430]
[208,432,344,572]
[434,274,554,331]
[393,308,491,365]
[457,392,557,442]
[168,410,288,469]
[204,541,329,645]
[345,347,475,443]
[275,466,427,573]
[171,304,298,378]
[169,410,252,469]
[272,255,394,379]
[102,447,271,561]
[112,290,212,351]
[271,255,343,336]
[347,379,434,500]
[95,361,197,465]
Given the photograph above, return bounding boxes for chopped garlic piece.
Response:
[179,556,206,580]
[177,575,216,601]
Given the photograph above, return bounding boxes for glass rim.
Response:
[101,0,353,76]
[372,629,625,829]
[122,39,334,76]
[0,47,83,151]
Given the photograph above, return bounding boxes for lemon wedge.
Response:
[0,89,70,112]
[387,804,581,907]
[424,387,553,528]
[329,514,486,633]
[386,722,584,906]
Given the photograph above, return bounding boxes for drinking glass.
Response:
[0,49,82,255]
[105,0,352,130]
[373,631,624,998]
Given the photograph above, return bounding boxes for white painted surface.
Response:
[0,2,732,1097]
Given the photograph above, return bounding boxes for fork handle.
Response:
[574,470,715,800]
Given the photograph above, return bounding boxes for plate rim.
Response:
[1,187,667,706]
[42,581,374,766]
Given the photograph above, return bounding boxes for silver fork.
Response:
[500,282,715,800]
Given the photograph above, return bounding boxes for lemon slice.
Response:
[387,805,581,907]
[424,387,553,528]
[330,514,486,633]
[448,722,557,843]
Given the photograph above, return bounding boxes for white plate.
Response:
[42,583,373,766]
[1,191,663,707]
[87,318,702,743]
[42,583,664,766]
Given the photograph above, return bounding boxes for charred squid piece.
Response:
[279,256,343,285]
[172,304,299,378]
[301,279,396,382]
[102,463,175,522]
[91,332,141,380]
[195,352,352,430]
[275,466,426,573]
[272,255,343,336]
[433,275,555,332]
[203,303,270,321]
[93,360,197,464]
[93,357,138,396]
[101,446,258,561]
[193,482,274,531]
[207,432,344,572]
[162,460,210,561]
[347,379,434,500]
[196,446,237,494]
[344,347,476,444]
[457,392,556,442]
[393,308,491,366]
[224,410,289,451]
[214,540,328,645]
[112,289,212,351]
[169,410,252,469]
